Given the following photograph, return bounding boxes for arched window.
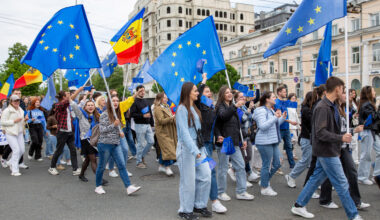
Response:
[167,7,171,14]
[197,9,201,15]
[351,79,361,90]
[178,7,182,14]
[206,10,210,16]
[219,11,223,18]
[224,12,227,18]
[373,77,380,88]
[215,10,218,17]
[202,9,205,16]
[240,13,244,20]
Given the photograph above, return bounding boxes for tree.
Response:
[206,63,240,93]
[151,82,163,94]
[92,66,127,98]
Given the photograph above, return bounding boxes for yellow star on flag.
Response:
[171,62,175,67]
[196,43,200,48]
[297,26,303,33]
[75,45,80,50]
[39,40,44,44]
[76,72,79,75]
[79,74,82,77]
[172,52,177,57]
[174,72,178,76]
[52,48,58,52]
[69,24,74,29]
[47,25,52,29]
[84,75,87,77]
[286,28,292,35]
[202,50,206,55]
[308,18,315,25]
[315,6,322,13]
[41,33,45,37]
[69,53,74,59]
[178,44,182,49]
[325,68,329,71]
[194,75,196,80]
[187,41,191,46]
[75,34,79,40]
[319,61,323,65]
[44,46,49,50]
[63,56,66,61]
[180,78,184,82]
[58,20,63,25]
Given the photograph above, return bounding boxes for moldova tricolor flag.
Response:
[0,73,15,100]
[14,68,43,89]
[110,8,145,65]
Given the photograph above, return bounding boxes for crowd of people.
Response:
[0,74,379,220]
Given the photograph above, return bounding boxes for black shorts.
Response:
[80,139,97,156]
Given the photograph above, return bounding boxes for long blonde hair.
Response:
[95,96,106,109]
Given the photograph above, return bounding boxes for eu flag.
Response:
[263,0,346,58]
[100,51,118,78]
[21,5,101,77]
[129,59,153,92]
[65,69,90,87]
[41,77,57,111]
[147,16,225,105]
[315,22,333,86]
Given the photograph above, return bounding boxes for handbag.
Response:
[191,116,204,149]
[89,124,100,147]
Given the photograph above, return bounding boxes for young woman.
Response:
[287,93,300,150]
[0,100,10,167]
[215,86,254,201]
[176,82,211,219]
[27,97,47,161]
[95,95,141,195]
[95,96,106,114]
[1,95,26,176]
[253,92,286,196]
[153,92,177,176]
[358,86,380,185]
[349,89,359,164]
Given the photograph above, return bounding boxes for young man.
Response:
[275,86,297,168]
[48,91,80,176]
[291,77,362,220]
[130,85,154,168]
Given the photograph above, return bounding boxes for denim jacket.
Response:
[176,105,201,157]
[253,106,285,145]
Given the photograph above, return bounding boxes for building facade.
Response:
[222,0,380,98]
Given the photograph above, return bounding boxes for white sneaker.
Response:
[67,160,72,166]
[28,155,33,160]
[357,202,371,210]
[72,168,81,176]
[261,186,278,196]
[95,186,106,194]
[37,158,43,162]
[59,160,66,165]
[109,170,119,177]
[158,166,166,173]
[48,168,59,175]
[311,192,320,199]
[285,174,296,188]
[127,170,133,177]
[212,200,227,213]
[11,172,21,176]
[247,172,260,182]
[246,181,253,188]
[227,168,236,182]
[1,159,8,168]
[19,163,29,169]
[218,193,231,201]
[291,206,314,219]
[126,185,141,195]
[320,202,339,209]
[359,179,373,185]
[165,167,174,176]
[236,191,254,200]
[352,215,364,220]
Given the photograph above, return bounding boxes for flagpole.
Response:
[328,61,331,77]
[344,16,350,133]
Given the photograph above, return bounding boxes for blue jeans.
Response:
[280,129,295,168]
[96,143,131,187]
[204,142,218,201]
[257,144,281,188]
[158,153,174,167]
[177,144,211,213]
[296,157,358,219]
[135,124,154,165]
[45,132,55,156]
[290,138,312,179]
[124,123,136,156]
[358,130,380,180]
[24,128,30,143]
[108,137,129,170]
[57,143,70,165]
[217,146,246,194]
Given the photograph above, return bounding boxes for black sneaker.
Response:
[79,175,88,182]
[102,179,109,186]
[375,175,380,189]
[193,208,212,218]
[178,212,199,220]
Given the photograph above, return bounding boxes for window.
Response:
[296,57,301,71]
[189,22,192,28]
[224,24,227,31]
[282,59,288,73]
[352,47,360,64]
[179,20,183,27]
[179,7,182,14]
[186,8,188,15]
[238,49,242,57]
[269,61,274,74]
[158,22,160,29]
[197,9,201,15]
[371,13,380,27]
[373,76,380,88]
[240,25,244,32]
[296,84,301,98]
[202,9,205,16]
[332,24,338,36]
[240,13,244,20]
[215,10,218,17]
[215,23,219,30]
[351,79,361,90]
[238,67,242,77]
[331,50,338,67]
[258,64,262,75]
[186,21,189,28]
[313,30,318,40]
[189,9,192,15]
[167,33,171,41]
[224,37,227,42]
[207,10,210,16]
[373,43,380,61]
[167,7,170,14]
[232,13,235,20]
[232,25,235,32]
[159,35,160,42]
[224,12,227,18]
[167,20,171,27]
[351,18,360,31]
[158,10,160,16]
[312,54,318,69]
[219,11,223,17]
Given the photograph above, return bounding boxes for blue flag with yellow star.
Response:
[41,77,57,111]
[65,69,90,87]
[129,59,153,92]
[263,0,346,58]
[100,51,118,78]
[21,5,101,77]
[315,22,333,86]
[147,16,225,106]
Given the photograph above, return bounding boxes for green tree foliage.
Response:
[206,63,240,93]
[92,66,129,98]
[151,82,163,94]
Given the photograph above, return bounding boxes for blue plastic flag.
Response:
[233,82,249,94]
[196,59,207,73]
[129,59,153,92]
[245,90,255,98]
[132,77,144,83]
[21,5,101,77]
[289,101,298,109]
[65,69,90,87]
[315,22,334,86]
[147,16,226,106]
[364,114,373,127]
[195,157,216,170]
[100,51,118,78]
[221,137,235,155]
[200,95,214,108]
[41,77,57,110]
[83,85,93,91]
[141,106,150,114]
[263,0,347,58]
[237,108,244,123]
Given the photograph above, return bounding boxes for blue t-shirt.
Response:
[274,99,290,130]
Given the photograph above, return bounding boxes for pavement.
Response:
[0,143,379,220]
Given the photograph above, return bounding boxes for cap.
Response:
[9,95,20,101]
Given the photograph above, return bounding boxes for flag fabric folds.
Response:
[110,8,145,65]
[21,5,101,77]
[148,16,226,106]
[315,22,334,86]
[129,59,153,92]
[100,51,118,78]
[41,77,57,110]
[65,69,90,87]
[0,74,15,100]
[263,0,346,58]
[14,68,43,89]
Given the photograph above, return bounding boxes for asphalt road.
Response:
[0,144,379,220]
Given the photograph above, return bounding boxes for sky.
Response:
[0,0,301,65]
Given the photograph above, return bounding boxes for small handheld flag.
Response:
[132,77,144,83]
[200,96,214,108]
[233,82,249,94]
[221,136,235,155]
[100,52,118,78]
[0,74,15,100]
[129,59,153,92]
[141,106,150,114]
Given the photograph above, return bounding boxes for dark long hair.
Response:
[312,84,326,104]
[359,86,376,112]
[349,88,358,107]
[84,100,100,122]
[259,91,273,107]
[48,103,57,117]
[179,82,201,126]
[216,86,232,109]
[106,95,122,123]
[302,92,313,108]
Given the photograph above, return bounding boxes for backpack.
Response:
[89,124,100,146]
